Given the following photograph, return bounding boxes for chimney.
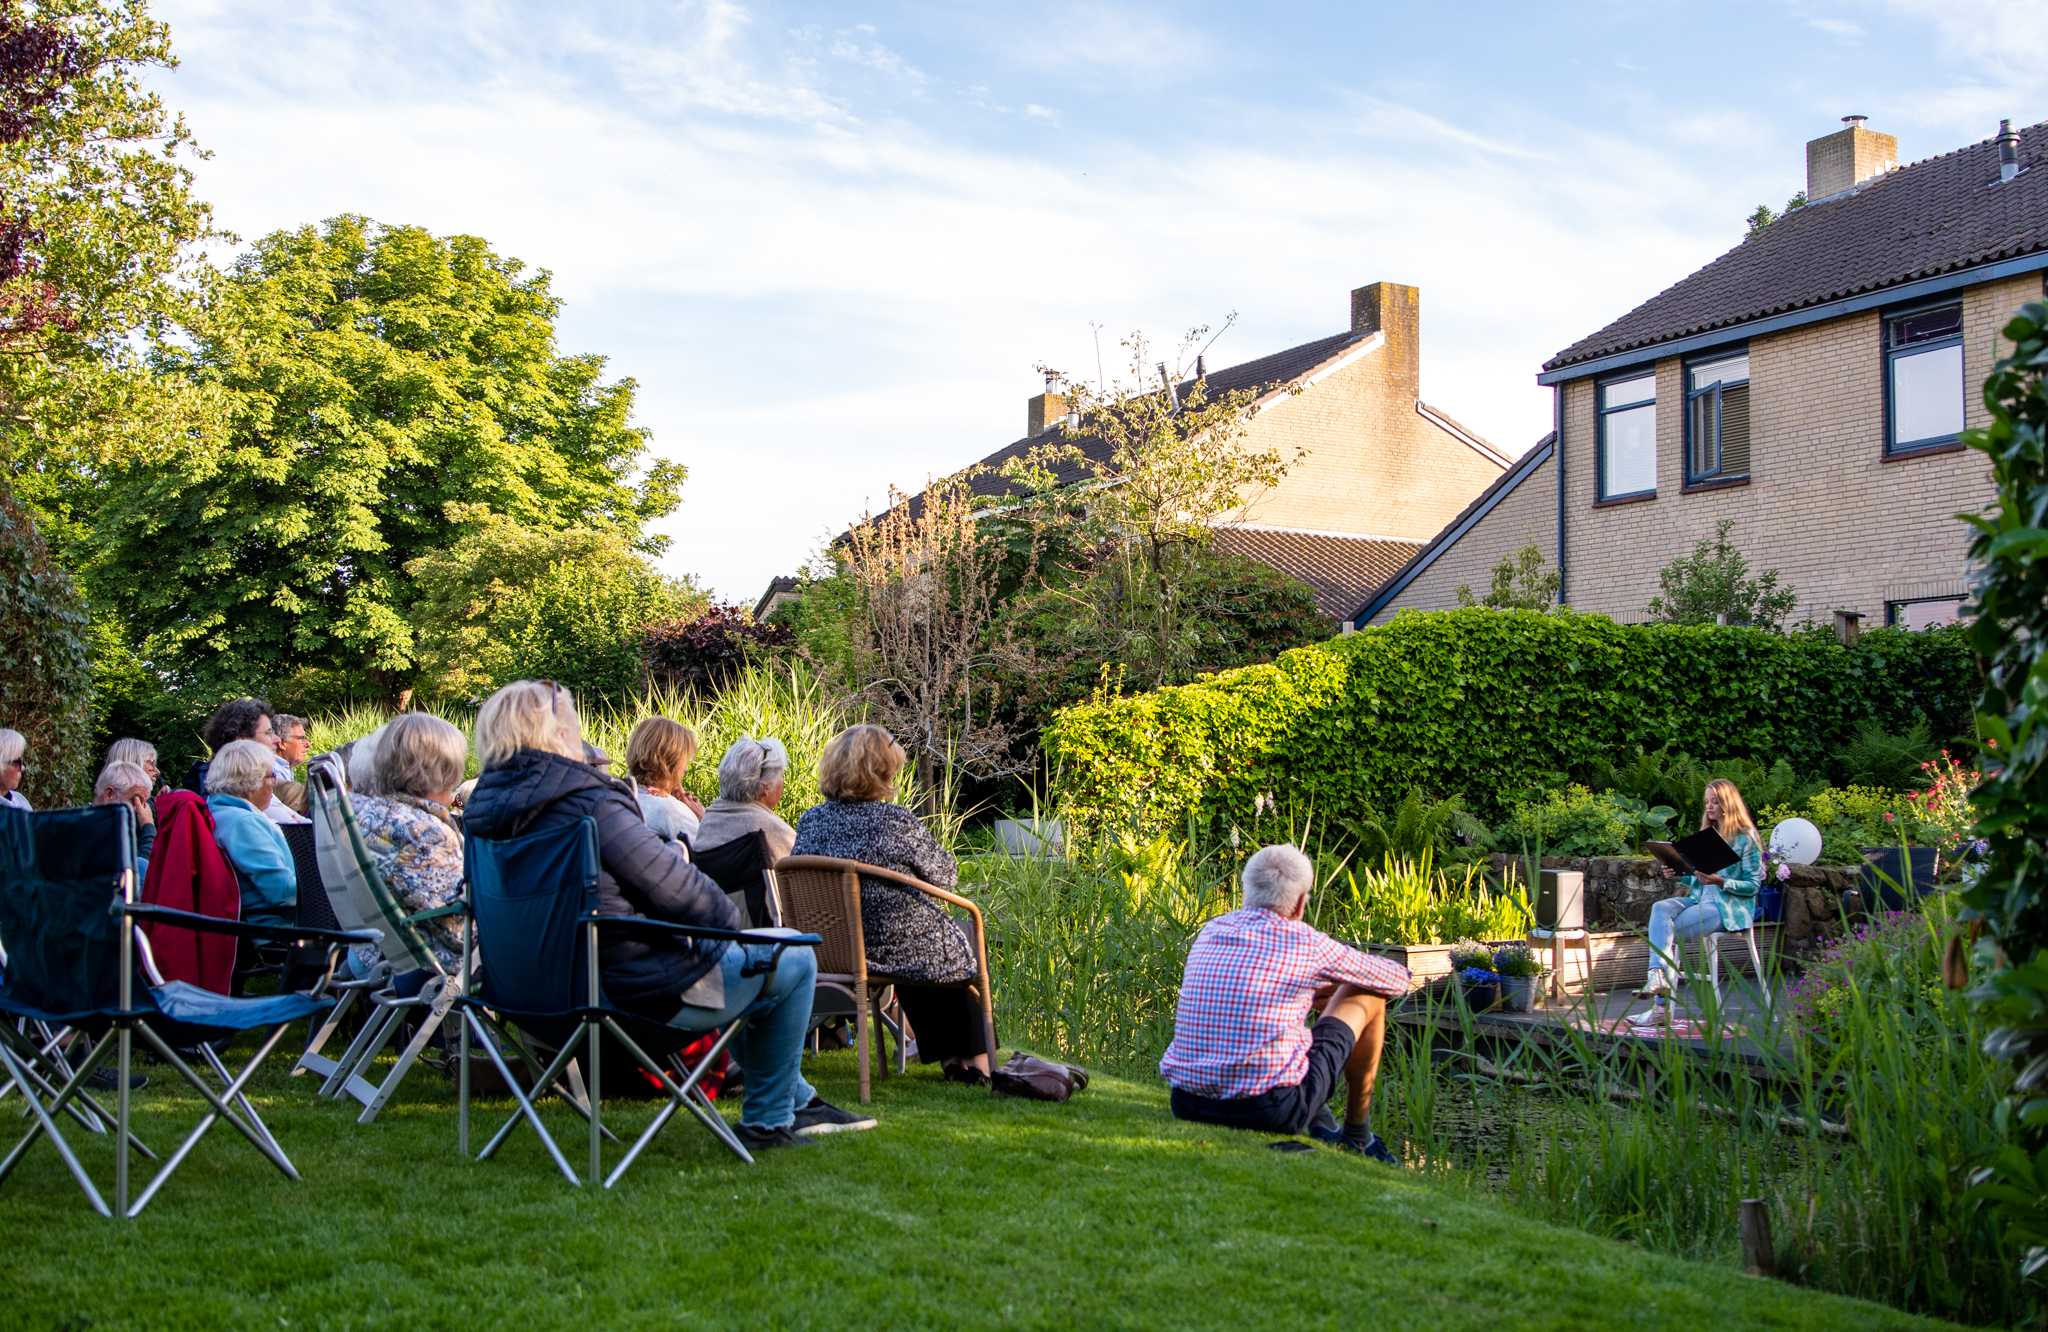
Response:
[1027,373,1068,436]
[1349,281,1419,395]
[1806,115,1897,200]
[1999,119,2022,183]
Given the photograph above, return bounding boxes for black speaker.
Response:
[1536,869,1584,931]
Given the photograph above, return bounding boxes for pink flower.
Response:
[1776,863,1791,881]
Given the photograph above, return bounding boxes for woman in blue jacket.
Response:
[204,739,297,928]
[1631,777,1762,1027]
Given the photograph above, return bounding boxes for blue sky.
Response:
[152,0,2047,601]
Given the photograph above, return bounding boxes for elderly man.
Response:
[1160,843,1411,1163]
[271,713,310,781]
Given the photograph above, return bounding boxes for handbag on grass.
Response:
[991,1053,1090,1103]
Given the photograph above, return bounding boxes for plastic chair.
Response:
[456,818,818,1185]
[772,855,996,1104]
[0,802,379,1218]
[1705,924,1766,1004]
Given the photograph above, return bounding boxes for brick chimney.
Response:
[1806,116,1896,200]
[1027,373,1068,436]
[1351,281,1419,395]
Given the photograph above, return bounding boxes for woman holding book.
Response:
[1631,778,1763,1025]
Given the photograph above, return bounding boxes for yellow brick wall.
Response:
[1364,448,1557,625]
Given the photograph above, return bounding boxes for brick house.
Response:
[1353,117,2048,630]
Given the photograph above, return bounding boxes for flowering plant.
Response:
[1447,939,1494,972]
[1455,965,1502,986]
[1491,942,1543,978]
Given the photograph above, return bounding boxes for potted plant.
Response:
[1448,939,1499,1010]
[1492,942,1544,1012]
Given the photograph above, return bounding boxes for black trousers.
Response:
[894,983,994,1062]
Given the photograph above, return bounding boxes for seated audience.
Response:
[188,697,277,794]
[346,724,389,801]
[204,738,297,927]
[1159,844,1409,1164]
[105,737,160,791]
[626,717,704,843]
[94,760,157,873]
[351,713,467,974]
[271,713,311,783]
[462,679,870,1150]
[695,736,797,863]
[0,727,30,811]
[790,724,993,1083]
[272,780,310,817]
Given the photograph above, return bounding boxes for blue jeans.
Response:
[1647,898,1722,987]
[667,940,817,1128]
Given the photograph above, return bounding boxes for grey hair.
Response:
[348,725,388,796]
[1242,843,1315,914]
[375,713,467,799]
[717,736,789,803]
[273,713,308,739]
[206,739,275,798]
[0,728,23,768]
[95,761,149,797]
[106,737,156,770]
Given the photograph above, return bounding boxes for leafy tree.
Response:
[0,483,89,803]
[1954,301,2048,1276]
[405,505,701,703]
[1456,542,1560,610]
[1745,190,1806,237]
[1644,519,1798,630]
[87,216,685,701]
[642,603,793,696]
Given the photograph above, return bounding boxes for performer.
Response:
[1630,777,1762,1027]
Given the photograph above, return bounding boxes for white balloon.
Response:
[1770,817,1823,866]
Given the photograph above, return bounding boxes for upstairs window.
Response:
[1685,350,1751,484]
[1886,304,1964,454]
[1598,371,1657,500]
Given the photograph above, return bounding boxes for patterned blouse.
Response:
[789,800,976,984]
[355,792,465,972]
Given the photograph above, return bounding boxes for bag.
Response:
[991,1052,1090,1103]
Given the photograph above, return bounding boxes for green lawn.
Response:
[0,1041,1956,1332]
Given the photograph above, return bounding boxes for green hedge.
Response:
[1045,608,1975,832]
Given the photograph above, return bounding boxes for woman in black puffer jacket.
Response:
[462,681,870,1152]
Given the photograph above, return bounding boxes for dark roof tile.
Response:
[1209,526,1422,620]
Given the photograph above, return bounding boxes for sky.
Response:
[148,0,2048,603]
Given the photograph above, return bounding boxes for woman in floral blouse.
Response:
[352,713,468,975]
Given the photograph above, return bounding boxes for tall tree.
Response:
[87,216,685,701]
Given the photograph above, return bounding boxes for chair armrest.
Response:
[117,902,383,947]
[403,903,467,924]
[585,913,820,948]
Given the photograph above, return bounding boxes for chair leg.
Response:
[1746,928,1765,987]
[127,1022,305,1218]
[0,1043,110,1217]
[872,990,891,1084]
[855,983,871,1104]
[359,984,460,1124]
[466,1012,580,1185]
[599,1016,753,1184]
[978,981,999,1094]
[294,984,363,1079]
[587,1018,603,1189]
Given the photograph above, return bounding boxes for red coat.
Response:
[140,790,241,994]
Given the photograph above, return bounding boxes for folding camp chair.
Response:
[0,802,378,1218]
[691,830,783,929]
[773,856,997,1103]
[292,758,472,1123]
[455,818,819,1185]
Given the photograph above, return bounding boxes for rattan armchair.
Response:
[773,856,996,1103]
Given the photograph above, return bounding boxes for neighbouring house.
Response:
[1353,116,2047,631]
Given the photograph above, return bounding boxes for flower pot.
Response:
[1460,978,1499,1011]
[1755,888,1783,923]
[1501,976,1538,1012]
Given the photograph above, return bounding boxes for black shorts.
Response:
[1168,1017,1357,1136]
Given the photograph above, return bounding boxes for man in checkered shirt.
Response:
[1160,843,1410,1163]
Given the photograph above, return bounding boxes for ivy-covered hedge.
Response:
[0,488,93,807]
[1045,608,1975,832]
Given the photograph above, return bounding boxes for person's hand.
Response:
[679,791,706,818]
[1697,872,1724,886]
[128,792,155,828]
[1659,864,1678,879]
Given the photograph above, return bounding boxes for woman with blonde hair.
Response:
[626,716,704,844]
[1631,776,1765,1025]
[790,724,993,1082]
[462,681,869,1150]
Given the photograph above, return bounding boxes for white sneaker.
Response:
[1627,1006,1670,1028]
[1632,974,1672,1000]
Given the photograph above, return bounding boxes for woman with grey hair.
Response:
[0,727,29,811]
[693,735,796,863]
[105,737,159,790]
[205,738,297,926]
[350,713,468,972]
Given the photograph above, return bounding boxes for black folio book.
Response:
[1642,828,1742,877]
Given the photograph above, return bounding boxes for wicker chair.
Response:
[772,856,996,1103]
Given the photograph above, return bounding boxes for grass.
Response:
[0,1035,1955,1332]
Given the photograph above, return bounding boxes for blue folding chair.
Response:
[0,803,380,1218]
[455,818,818,1185]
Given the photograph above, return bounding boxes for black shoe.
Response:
[1322,1127,1402,1166]
[942,1062,990,1087]
[1309,1104,1339,1136]
[86,1067,147,1092]
[734,1122,815,1153]
[791,1096,877,1136]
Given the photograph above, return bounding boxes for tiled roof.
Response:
[1545,121,2048,373]
[1210,526,1423,620]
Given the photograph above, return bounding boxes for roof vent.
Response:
[1999,119,2021,183]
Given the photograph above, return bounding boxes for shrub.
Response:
[1308,851,1532,946]
[1755,785,1954,865]
[0,489,92,806]
[641,603,793,696]
[1493,784,1671,857]
[480,559,696,702]
[1046,607,1975,835]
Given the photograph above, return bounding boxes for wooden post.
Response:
[1739,1199,1775,1277]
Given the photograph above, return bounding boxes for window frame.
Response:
[1682,346,1751,488]
[1595,367,1659,503]
[1885,596,1967,630]
[1883,300,1966,458]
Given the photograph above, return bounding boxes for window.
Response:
[1597,371,1657,499]
[1685,350,1751,484]
[1886,304,1964,454]
[1886,597,1966,630]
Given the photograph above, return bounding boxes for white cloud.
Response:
[1808,18,1864,39]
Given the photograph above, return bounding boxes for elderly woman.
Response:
[105,738,160,791]
[694,736,797,862]
[95,760,157,871]
[0,728,30,811]
[350,713,468,974]
[461,680,870,1151]
[205,738,296,927]
[626,717,704,844]
[789,724,993,1083]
